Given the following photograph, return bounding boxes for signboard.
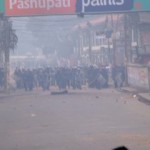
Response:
[3,0,150,17]
[0,0,5,13]
[5,0,76,16]
[76,0,133,13]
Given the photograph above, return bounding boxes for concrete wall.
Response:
[127,64,150,91]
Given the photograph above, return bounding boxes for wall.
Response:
[127,64,150,91]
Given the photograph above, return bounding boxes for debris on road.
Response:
[51,90,68,95]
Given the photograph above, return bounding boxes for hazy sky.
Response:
[10,15,105,56]
[11,17,36,55]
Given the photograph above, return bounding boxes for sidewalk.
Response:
[138,93,150,105]
[0,89,40,99]
[1,87,150,105]
[0,86,61,99]
[121,87,138,94]
[121,87,150,105]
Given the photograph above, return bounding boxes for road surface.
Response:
[0,88,150,150]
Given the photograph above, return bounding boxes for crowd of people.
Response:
[12,65,125,92]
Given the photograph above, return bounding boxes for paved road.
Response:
[0,88,150,150]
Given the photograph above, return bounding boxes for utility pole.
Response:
[0,19,4,67]
[105,30,113,65]
[0,15,17,92]
[107,37,111,64]
[87,21,92,64]
[88,31,92,64]
[0,51,3,66]
[124,14,132,85]
[3,19,10,92]
[124,14,128,85]
[111,14,118,66]
[124,15,128,64]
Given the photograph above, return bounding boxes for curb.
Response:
[138,94,150,106]
[120,87,150,106]
[120,87,138,95]
[0,92,39,100]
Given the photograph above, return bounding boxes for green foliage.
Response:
[0,18,18,52]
